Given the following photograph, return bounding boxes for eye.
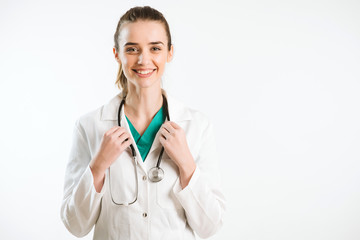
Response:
[151,47,161,51]
[126,47,138,53]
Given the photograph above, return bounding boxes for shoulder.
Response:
[188,106,211,127]
[166,93,212,130]
[75,93,122,132]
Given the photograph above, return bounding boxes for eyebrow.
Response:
[123,41,165,47]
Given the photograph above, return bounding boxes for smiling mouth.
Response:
[132,69,156,74]
[132,68,156,78]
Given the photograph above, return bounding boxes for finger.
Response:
[162,122,175,135]
[112,127,127,137]
[121,137,133,149]
[104,126,121,136]
[160,127,171,140]
[117,131,133,144]
[159,135,166,146]
[169,121,181,129]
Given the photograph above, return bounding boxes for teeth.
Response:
[137,69,153,74]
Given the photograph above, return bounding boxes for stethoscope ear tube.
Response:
[156,94,170,168]
[129,144,136,157]
[118,98,137,159]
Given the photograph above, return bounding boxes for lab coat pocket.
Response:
[112,223,131,240]
[156,157,183,210]
[94,202,131,239]
[109,153,138,205]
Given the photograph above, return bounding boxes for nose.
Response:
[137,50,151,65]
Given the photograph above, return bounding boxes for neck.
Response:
[124,85,163,121]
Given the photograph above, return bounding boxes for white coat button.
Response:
[143,212,147,218]
[142,175,147,181]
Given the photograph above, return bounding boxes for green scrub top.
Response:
[125,106,166,161]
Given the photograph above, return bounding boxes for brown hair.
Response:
[113,6,172,96]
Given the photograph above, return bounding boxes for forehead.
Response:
[119,20,168,45]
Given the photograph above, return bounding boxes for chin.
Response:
[133,79,161,90]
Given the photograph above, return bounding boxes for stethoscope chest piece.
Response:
[148,167,164,182]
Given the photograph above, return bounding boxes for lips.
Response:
[132,68,156,78]
[133,69,155,74]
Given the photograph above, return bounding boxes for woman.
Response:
[61,6,225,240]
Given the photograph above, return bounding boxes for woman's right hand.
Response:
[89,126,134,192]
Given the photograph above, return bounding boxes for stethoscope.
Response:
[109,94,170,206]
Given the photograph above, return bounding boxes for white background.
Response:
[1,0,360,239]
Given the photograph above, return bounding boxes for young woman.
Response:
[61,6,225,239]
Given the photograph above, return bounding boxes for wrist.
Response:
[89,163,105,178]
[89,164,105,193]
[90,155,107,175]
[178,158,196,189]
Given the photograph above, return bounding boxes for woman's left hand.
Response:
[159,121,196,188]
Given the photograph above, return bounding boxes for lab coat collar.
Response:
[100,89,192,123]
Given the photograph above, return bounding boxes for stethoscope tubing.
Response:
[109,94,170,205]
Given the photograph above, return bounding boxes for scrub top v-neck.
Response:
[125,106,166,161]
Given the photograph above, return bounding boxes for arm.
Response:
[60,121,105,237]
[172,122,226,238]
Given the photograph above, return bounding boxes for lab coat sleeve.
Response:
[60,120,105,237]
[173,121,226,239]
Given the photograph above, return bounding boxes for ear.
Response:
[113,47,121,64]
[167,44,174,63]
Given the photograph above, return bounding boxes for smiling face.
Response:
[114,20,173,91]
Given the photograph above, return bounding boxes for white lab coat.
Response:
[60,90,226,240]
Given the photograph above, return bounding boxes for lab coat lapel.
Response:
[148,92,192,152]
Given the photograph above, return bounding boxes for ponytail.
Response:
[115,63,128,96]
